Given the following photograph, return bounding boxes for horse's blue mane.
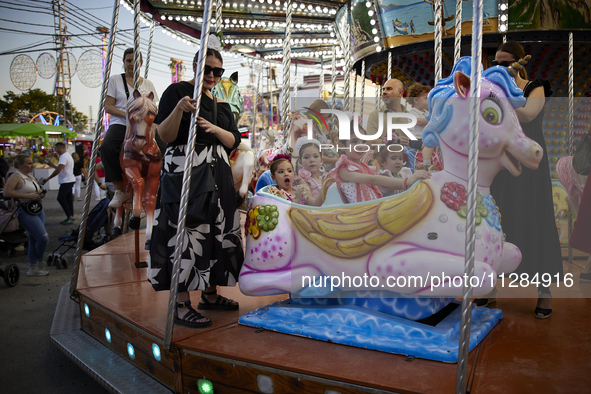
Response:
[423,56,527,148]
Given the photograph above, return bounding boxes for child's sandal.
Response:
[198,290,239,311]
[174,301,212,328]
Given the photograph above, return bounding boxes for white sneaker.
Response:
[27,266,49,277]
[14,244,25,252]
[109,190,131,208]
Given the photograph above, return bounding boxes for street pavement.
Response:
[0,187,108,394]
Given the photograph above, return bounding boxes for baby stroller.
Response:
[47,198,113,269]
[0,195,27,287]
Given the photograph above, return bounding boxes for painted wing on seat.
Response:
[290,182,434,258]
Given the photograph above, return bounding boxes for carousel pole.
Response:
[216,0,223,32]
[144,20,155,79]
[343,4,352,113]
[567,32,574,265]
[251,59,259,149]
[352,63,357,113]
[454,0,463,63]
[164,0,215,349]
[434,0,443,84]
[331,36,337,109]
[456,0,484,389]
[69,0,120,297]
[360,59,366,119]
[131,0,142,266]
[132,0,141,89]
[434,0,442,86]
[375,83,380,110]
[281,0,293,139]
[388,50,392,80]
[319,55,325,100]
[293,60,298,111]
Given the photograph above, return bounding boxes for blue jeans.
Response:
[17,208,49,266]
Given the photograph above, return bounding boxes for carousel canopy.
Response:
[137,0,347,64]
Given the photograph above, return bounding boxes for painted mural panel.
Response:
[508,0,591,31]
[376,0,499,47]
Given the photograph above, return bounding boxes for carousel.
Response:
[50,0,591,393]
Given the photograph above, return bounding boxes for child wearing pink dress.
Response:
[328,137,431,204]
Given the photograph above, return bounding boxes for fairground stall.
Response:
[50,0,591,393]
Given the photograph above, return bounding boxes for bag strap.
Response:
[121,73,130,99]
[212,95,218,159]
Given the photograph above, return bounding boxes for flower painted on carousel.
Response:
[247,205,279,240]
[481,194,502,231]
[456,191,489,226]
[440,182,467,211]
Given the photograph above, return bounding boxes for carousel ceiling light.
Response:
[372,28,378,34]
[374,36,379,42]
[299,3,305,9]
[366,1,371,7]
[233,2,237,6]
[370,19,375,25]
[500,4,507,10]
[376,46,382,52]
[160,15,166,20]
[368,10,374,16]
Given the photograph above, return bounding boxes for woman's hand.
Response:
[197,117,223,135]
[176,96,197,113]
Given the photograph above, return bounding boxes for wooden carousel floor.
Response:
[74,229,591,393]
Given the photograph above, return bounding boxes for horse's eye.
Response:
[481,99,502,124]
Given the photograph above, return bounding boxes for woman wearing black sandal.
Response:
[148,48,243,328]
[489,41,563,318]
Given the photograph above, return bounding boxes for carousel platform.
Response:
[51,229,591,393]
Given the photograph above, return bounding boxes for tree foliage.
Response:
[0,89,88,132]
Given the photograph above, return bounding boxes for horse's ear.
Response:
[133,89,142,99]
[147,91,154,101]
[453,71,470,98]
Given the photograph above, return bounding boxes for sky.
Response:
[0,0,251,132]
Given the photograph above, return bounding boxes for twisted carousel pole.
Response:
[388,50,392,80]
[281,0,293,139]
[144,20,155,79]
[319,55,324,100]
[331,35,337,109]
[567,32,574,264]
[215,0,223,33]
[69,0,120,297]
[456,0,484,390]
[360,59,366,119]
[454,0,463,63]
[293,60,298,111]
[133,0,141,89]
[352,63,357,113]
[434,0,443,84]
[164,0,215,349]
[251,59,261,149]
[342,3,352,113]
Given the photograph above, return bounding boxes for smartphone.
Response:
[40,190,47,195]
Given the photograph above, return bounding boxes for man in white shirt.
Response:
[43,142,76,224]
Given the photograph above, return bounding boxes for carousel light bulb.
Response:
[500,25,507,31]
[366,1,371,7]
[368,10,374,16]
[376,46,382,52]
[374,36,379,42]
[370,19,376,25]
[500,4,507,10]
[501,15,507,21]
[372,28,378,34]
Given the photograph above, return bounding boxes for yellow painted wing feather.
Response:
[290,182,434,258]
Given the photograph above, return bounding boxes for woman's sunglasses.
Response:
[491,60,513,67]
[204,65,225,77]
